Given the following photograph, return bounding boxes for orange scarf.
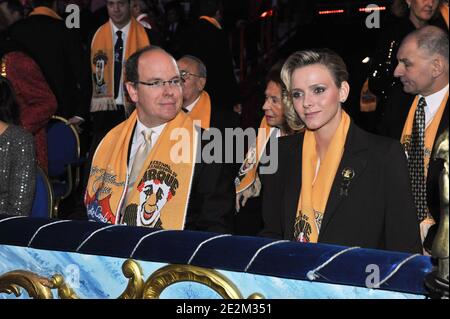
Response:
[440,3,449,29]
[401,92,448,178]
[29,6,62,20]
[294,111,351,243]
[90,19,149,113]
[235,117,274,194]
[85,111,198,230]
[200,16,222,29]
[188,91,211,129]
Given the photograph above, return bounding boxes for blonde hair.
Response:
[280,49,349,131]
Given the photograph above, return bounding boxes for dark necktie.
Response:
[408,97,427,221]
[114,30,123,99]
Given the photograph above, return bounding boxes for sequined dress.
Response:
[0,125,36,216]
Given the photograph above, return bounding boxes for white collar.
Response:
[421,84,449,108]
[420,84,449,127]
[135,118,167,140]
[111,19,131,37]
[184,95,201,113]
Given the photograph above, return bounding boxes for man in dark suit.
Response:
[177,0,241,115]
[9,0,90,128]
[85,46,234,233]
[176,54,239,130]
[88,0,149,153]
[380,25,449,252]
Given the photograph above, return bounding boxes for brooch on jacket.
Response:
[340,168,355,197]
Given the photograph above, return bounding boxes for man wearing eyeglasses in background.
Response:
[177,55,240,131]
[177,55,209,127]
[85,46,234,233]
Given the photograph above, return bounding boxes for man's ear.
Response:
[431,56,445,78]
[198,77,206,91]
[125,82,139,103]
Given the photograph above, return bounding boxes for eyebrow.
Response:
[292,83,327,91]
[143,75,180,81]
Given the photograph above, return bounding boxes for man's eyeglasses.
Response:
[136,77,183,88]
[180,70,205,80]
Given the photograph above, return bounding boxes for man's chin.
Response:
[402,85,415,94]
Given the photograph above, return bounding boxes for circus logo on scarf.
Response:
[93,51,108,95]
[235,144,257,187]
[86,167,125,224]
[135,161,179,227]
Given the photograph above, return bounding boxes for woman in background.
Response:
[0,76,36,216]
[235,65,296,235]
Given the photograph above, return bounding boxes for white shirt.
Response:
[128,119,167,169]
[184,95,201,113]
[421,84,449,129]
[111,20,131,106]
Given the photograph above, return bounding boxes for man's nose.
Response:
[393,63,403,78]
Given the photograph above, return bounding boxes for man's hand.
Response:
[235,175,262,212]
[67,116,84,133]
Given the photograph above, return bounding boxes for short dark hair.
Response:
[198,0,221,17]
[125,45,167,84]
[266,64,286,92]
[179,55,207,77]
[0,76,20,125]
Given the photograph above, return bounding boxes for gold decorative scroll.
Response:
[0,270,54,299]
[51,274,80,299]
[0,260,265,299]
[118,259,144,299]
[142,264,264,299]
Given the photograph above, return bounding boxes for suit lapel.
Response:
[436,99,449,139]
[319,123,368,239]
[283,135,303,239]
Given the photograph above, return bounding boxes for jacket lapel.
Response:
[319,123,368,239]
[436,99,449,139]
[283,135,303,239]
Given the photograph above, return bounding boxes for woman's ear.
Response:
[339,81,350,103]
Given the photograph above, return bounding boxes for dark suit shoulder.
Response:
[11,15,66,31]
[352,124,406,165]
[277,133,303,151]
[366,129,403,153]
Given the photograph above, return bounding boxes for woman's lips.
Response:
[304,111,320,119]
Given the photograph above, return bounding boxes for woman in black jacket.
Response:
[261,49,422,254]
